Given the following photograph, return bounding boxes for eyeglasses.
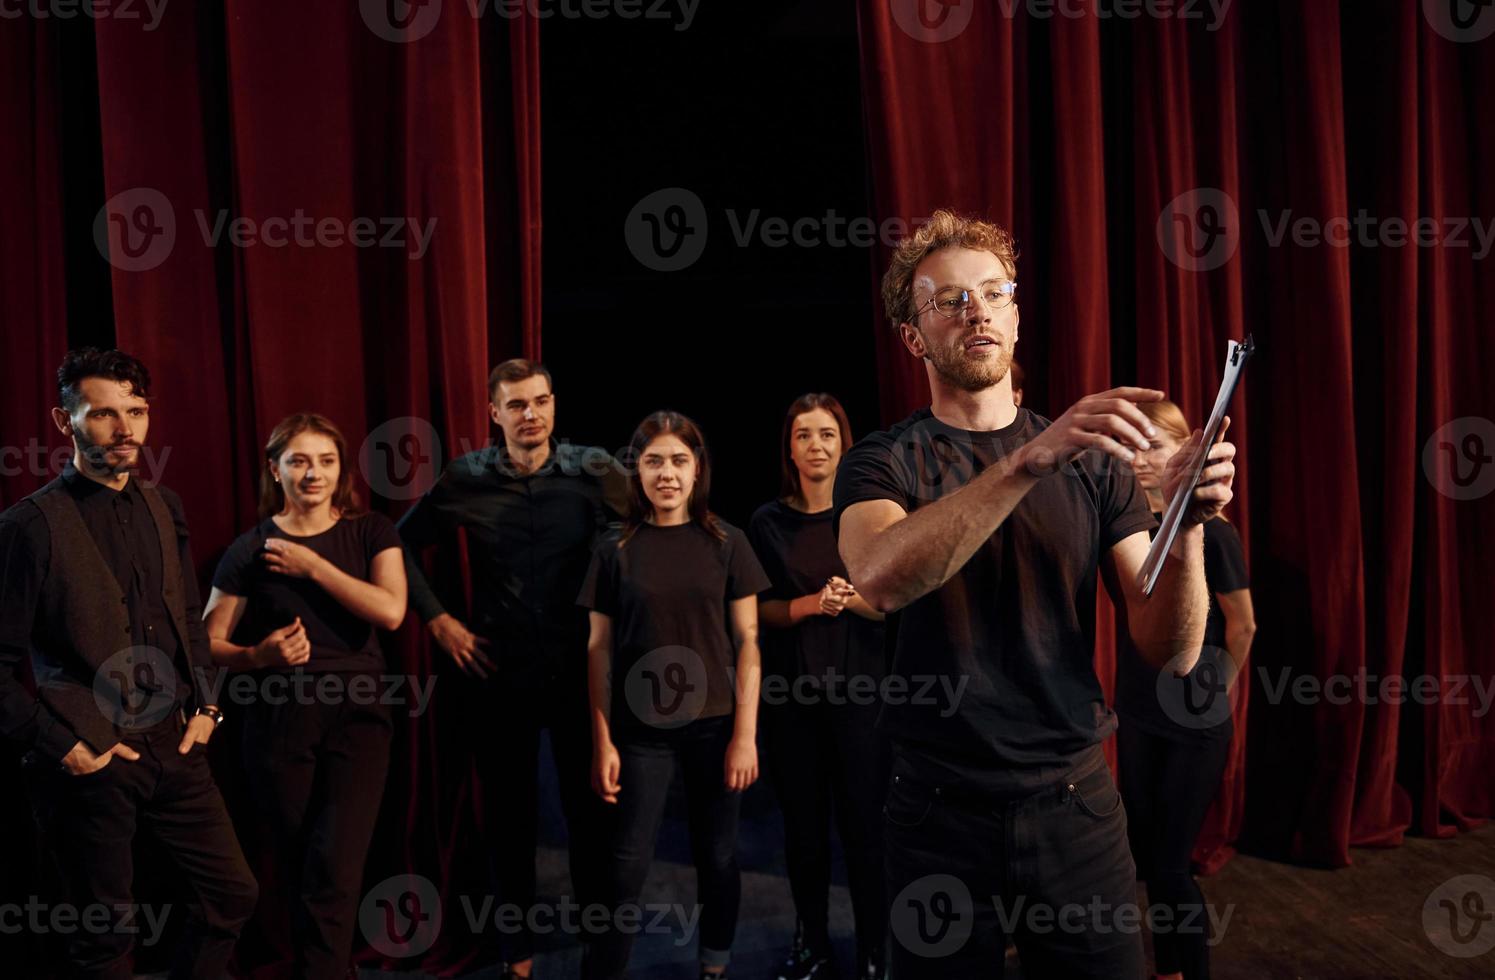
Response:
[909,279,1018,321]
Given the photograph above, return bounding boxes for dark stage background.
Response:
[2,0,1493,975]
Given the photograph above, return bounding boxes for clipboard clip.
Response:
[1231,334,1256,367]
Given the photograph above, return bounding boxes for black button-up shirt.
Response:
[397,439,628,686]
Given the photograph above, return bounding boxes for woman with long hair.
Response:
[578,411,770,980]
[1118,399,1256,980]
[749,394,888,980]
[203,413,407,979]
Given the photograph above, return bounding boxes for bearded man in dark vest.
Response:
[0,348,258,979]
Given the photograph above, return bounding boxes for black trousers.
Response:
[469,667,610,964]
[1117,722,1232,980]
[22,711,259,980]
[585,716,741,979]
[760,686,889,963]
[241,683,392,980]
[883,745,1143,980]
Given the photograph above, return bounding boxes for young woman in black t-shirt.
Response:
[1119,399,1256,980]
[748,394,888,980]
[203,413,407,979]
[578,411,769,980]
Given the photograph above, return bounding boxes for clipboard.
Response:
[1139,335,1255,596]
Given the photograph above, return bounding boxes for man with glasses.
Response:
[397,359,628,980]
[834,210,1237,977]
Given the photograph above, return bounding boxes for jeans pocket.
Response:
[1068,768,1124,819]
[883,775,934,829]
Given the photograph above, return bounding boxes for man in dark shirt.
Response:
[0,349,257,979]
[397,358,628,978]
[834,211,1238,979]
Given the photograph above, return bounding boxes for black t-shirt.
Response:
[747,499,885,683]
[832,406,1157,794]
[212,513,404,673]
[1114,515,1249,741]
[577,519,770,740]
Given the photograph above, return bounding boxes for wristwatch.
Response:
[194,705,225,727]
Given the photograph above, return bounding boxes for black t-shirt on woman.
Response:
[747,499,885,683]
[211,513,404,673]
[577,520,770,741]
[832,407,1157,795]
[1114,515,1249,741]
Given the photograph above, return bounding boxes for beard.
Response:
[75,430,141,476]
[926,334,1014,393]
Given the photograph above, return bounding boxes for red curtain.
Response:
[2,4,540,973]
[857,0,1494,868]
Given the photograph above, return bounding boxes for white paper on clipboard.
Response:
[1139,335,1255,596]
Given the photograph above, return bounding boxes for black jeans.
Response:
[585,716,741,979]
[761,687,889,963]
[22,711,259,980]
[470,668,609,964]
[883,744,1143,979]
[241,681,392,980]
[1117,722,1232,980]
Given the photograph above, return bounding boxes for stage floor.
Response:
[343,786,1494,980]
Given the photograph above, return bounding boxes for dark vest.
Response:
[26,477,197,752]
